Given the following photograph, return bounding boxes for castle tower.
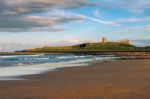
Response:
[120,39,130,45]
[101,37,107,43]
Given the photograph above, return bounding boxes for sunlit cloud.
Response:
[0,0,100,32]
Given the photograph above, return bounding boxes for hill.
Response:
[19,42,150,53]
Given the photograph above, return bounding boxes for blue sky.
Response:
[0,0,150,52]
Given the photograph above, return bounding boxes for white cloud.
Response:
[48,10,119,26]
[0,43,41,52]
[93,9,101,17]
[76,14,120,26]
[132,39,150,46]
[116,16,150,23]
[69,40,81,43]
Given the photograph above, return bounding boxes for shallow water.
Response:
[0,54,120,80]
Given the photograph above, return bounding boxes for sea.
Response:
[0,54,121,80]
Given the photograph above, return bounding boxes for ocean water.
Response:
[0,54,120,80]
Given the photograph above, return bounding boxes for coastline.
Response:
[0,59,150,99]
[1,51,150,60]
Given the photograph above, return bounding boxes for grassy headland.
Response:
[19,42,149,52]
[1,38,149,56]
[14,41,150,57]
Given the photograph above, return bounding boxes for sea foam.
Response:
[0,60,88,79]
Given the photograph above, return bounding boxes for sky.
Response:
[0,0,150,52]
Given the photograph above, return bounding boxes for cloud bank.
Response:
[0,0,99,32]
[1,0,150,32]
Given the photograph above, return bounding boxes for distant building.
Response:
[72,43,87,48]
[72,37,131,49]
[120,39,130,45]
[101,37,107,43]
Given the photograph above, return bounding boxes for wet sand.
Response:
[0,59,150,99]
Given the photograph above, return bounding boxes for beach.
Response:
[0,59,150,99]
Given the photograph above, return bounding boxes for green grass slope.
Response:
[20,42,150,53]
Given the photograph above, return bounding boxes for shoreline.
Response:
[0,56,149,81]
[1,51,150,60]
[1,50,150,55]
[0,59,150,98]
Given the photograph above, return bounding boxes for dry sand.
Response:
[0,59,150,99]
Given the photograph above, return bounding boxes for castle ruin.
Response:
[120,39,130,45]
[101,37,107,43]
